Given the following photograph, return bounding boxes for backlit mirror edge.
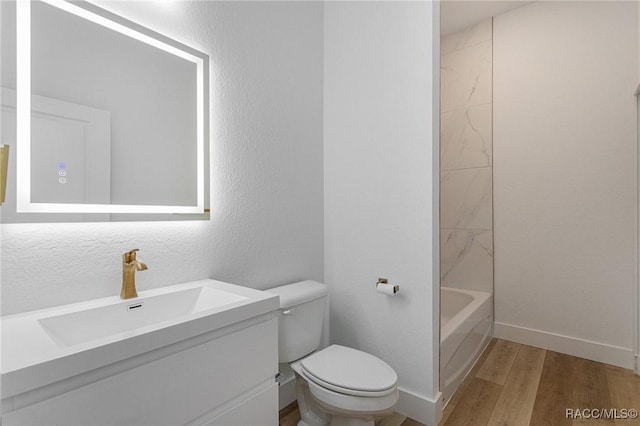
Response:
[14,0,211,219]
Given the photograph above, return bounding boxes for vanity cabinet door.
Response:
[2,318,278,426]
[203,382,278,426]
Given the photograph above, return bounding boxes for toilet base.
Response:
[294,371,394,426]
[296,412,375,426]
[326,417,374,426]
[296,412,376,426]
[297,421,329,426]
[297,417,375,426]
[296,371,330,426]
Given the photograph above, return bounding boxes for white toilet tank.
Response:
[265,280,327,363]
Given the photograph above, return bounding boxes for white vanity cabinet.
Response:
[1,280,280,426]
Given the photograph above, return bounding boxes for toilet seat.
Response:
[300,345,398,397]
[304,375,399,415]
[302,368,396,397]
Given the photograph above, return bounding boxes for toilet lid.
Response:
[300,345,398,395]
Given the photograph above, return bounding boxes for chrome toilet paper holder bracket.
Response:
[376,278,400,294]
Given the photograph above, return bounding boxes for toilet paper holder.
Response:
[376,278,399,294]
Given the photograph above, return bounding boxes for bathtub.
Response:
[440,287,492,405]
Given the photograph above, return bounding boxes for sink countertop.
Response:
[1,279,279,399]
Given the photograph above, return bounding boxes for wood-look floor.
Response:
[279,338,640,426]
[442,338,640,426]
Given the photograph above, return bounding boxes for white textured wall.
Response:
[324,2,439,423]
[1,1,324,315]
[440,19,493,293]
[493,1,637,367]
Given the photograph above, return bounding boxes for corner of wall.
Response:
[323,0,438,407]
[431,0,441,405]
[396,388,443,426]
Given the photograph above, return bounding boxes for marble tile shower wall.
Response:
[440,19,493,293]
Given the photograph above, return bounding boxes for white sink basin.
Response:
[1,279,279,398]
[39,286,247,346]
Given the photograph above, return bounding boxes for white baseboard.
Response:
[494,322,634,369]
[635,354,639,375]
[278,375,297,410]
[395,387,442,426]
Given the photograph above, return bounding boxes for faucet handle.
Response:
[123,248,140,263]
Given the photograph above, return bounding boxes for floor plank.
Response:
[440,402,456,425]
[279,401,298,420]
[471,338,498,376]
[380,412,408,426]
[486,344,546,426]
[447,338,497,409]
[400,418,426,426]
[605,364,640,425]
[476,339,521,386]
[571,358,614,426]
[279,406,300,426]
[443,378,502,426]
[530,350,574,426]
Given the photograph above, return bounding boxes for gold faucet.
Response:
[121,249,148,299]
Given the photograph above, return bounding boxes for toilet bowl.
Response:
[266,281,399,426]
[292,345,399,426]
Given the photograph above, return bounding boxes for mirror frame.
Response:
[16,0,209,214]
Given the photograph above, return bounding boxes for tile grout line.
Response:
[440,101,492,115]
[441,228,492,231]
[441,165,493,173]
[441,38,493,58]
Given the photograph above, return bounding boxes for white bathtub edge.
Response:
[395,387,442,426]
[440,287,491,342]
[494,321,634,370]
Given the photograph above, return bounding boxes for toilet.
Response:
[266,280,399,426]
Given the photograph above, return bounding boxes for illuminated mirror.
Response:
[0,0,209,221]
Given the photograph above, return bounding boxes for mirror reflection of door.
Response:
[29,1,197,207]
[30,96,110,205]
[1,89,110,222]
